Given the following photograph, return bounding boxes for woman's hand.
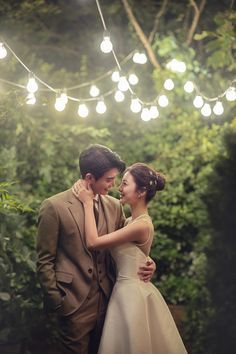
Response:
[137,257,157,282]
[72,179,94,204]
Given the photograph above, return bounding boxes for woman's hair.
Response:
[125,163,165,203]
[79,144,126,180]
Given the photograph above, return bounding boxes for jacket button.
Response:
[88,268,92,273]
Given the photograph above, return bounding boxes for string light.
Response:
[193,95,204,108]
[118,76,129,92]
[225,86,236,101]
[201,103,212,117]
[26,74,38,93]
[163,79,174,91]
[54,94,66,111]
[213,101,224,115]
[26,92,36,105]
[158,95,169,107]
[100,32,113,53]
[0,43,7,59]
[141,107,151,121]
[184,81,194,93]
[132,51,147,64]
[166,59,186,73]
[130,97,142,113]
[111,71,120,82]
[96,98,107,114]
[89,84,100,97]
[128,73,139,85]
[114,90,125,102]
[77,103,89,117]
[149,105,159,119]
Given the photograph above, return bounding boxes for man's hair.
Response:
[79,144,126,180]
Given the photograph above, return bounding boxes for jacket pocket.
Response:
[56,271,73,284]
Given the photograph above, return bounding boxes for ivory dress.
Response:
[98,214,187,354]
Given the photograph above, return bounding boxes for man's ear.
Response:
[84,173,95,184]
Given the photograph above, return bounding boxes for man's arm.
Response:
[36,199,63,311]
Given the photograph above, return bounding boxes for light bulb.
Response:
[141,107,151,121]
[225,87,236,101]
[0,43,7,59]
[96,99,107,114]
[166,59,186,73]
[27,76,38,93]
[60,92,68,105]
[132,52,147,64]
[26,93,36,105]
[164,79,174,91]
[114,90,125,102]
[193,95,204,108]
[100,36,113,53]
[128,73,139,85]
[130,98,142,113]
[89,85,100,97]
[78,103,89,118]
[132,52,140,63]
[201,103,211,117]
[149,106,159,119]
[118,76,129,92]
[55,96,66,111]
[111,71,120,82]
[213,101,224,115]
[158,95,169,107]
[184,81,194,93]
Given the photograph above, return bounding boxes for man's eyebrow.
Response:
[106,176,116,180]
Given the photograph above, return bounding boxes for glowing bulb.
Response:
[96,99,107,114]
[184,81,194,93]
[26,93,36,105]
[149,106,159,119]
[166,59,186,73]
[27,76,38,93]
[78,103,89,118]
[158,95,169,107]
[130,98,142,113]
[55,96,66,111]
[89,85,100,97]
[128,73,139,85]
[164,79,174,91]
[114,90,125,102]
[213,101,224,115]
[225,87,236,101]
[118,76,129,92]
[111,71,120,82]
[0,43,7,59]
[141,107,151,121]
[60,92,68,105]
[132,52,147,64]
[201,103,211,117]
[193,95,204,108]
[100,36,113,53]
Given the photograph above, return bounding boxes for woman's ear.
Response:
[138,187,146,199]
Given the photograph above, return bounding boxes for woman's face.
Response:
[119,171,139,205]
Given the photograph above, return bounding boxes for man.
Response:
[37,144,155,354]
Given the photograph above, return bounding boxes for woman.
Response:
[73,163,187,354]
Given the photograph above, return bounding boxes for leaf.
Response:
[0,292,11,301]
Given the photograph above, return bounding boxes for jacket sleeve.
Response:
[36,199,63,311]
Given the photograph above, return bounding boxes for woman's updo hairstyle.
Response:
[125,163,165,203]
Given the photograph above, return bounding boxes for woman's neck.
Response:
[130,204,148,220]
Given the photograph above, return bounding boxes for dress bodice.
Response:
[111,214,154,281]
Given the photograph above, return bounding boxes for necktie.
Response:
[93,200,99,226]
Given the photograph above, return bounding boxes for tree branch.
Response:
[121,0,161,69]
[148,0,169,44]
[186,0,206,45]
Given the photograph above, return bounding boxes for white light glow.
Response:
[0,43,7,59]
[128,73,139,85]
[130,98,142,113]
[149,105,159,119]
[213,101,224,115]
[133,52,147,64]
[111,71,120,82]
[201,103,211,117]
[27,77,38,93]
[158,95,169,107]
[118,76,129,92]
[225,87,236,101]
[78,103,89,118]
[141,107,151,121]
[26,93,36,105]
[100,36,113,53]
[184,81,194,93]
[114,90,125,102]
[193,95,204,108]
[164,79,174,91]
[89,85,100,97]
[166,59,186,73]
[96,99,107,114]
[55,97,66,112]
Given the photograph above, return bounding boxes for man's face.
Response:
[90,168,119,195]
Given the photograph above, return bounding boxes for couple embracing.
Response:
[37,144,187,354]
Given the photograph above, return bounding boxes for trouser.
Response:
[57,290,108,354]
